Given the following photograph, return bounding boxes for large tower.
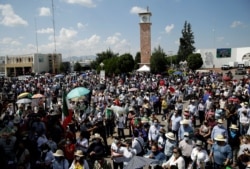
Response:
[138,8,152,66]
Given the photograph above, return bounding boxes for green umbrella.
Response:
[67,87,90,100]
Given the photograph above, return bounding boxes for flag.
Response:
[62,92,69,116]
[62,91,73,129]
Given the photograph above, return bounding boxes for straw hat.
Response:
[74,150,84,157]
[53,149,64,157]
[165,132,175,140]
[129,107,134,112]
[184,108,189,112]
[180,119,190,125]
[217,119,224,124]
[229,124,239,130]
[214,134,226,142]
[196,140,203,146]
[184,132,189,137]
[93,133,102,140]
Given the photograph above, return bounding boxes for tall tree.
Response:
[118,53,135,74]
[177,21,196,63]
[134,52,141,69]
[187,53,203,71]
[90,48,118,70]
[74,62,82,72]
[150,46,167,74]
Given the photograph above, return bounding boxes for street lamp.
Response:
[100,62,104,70]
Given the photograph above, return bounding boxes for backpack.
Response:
[136,139,147,156]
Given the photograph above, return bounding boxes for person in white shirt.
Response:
[122,139,136,167]
[132,130,145,156]
[162,147,185,169]
[190,140,209,169]
[110,138,126,169]
[148,119,161,145]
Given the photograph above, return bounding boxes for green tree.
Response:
[74,62,82,72]
[177,21,196,63]
[187,53,203,71]
[90,48,118,70]
[59,62,65,73]
[118,53,134,74]
[150,46,167,74]
[134,52,141,69]
[104,57,119,76]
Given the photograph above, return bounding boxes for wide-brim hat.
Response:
[229,124,239,130]
[214,134,226,142]
[165,132,175,140]
[53,149,64,157]
[196,140,203,146]
[217,119,224,124]
[129,107,134,112]
[180,119,190,125]
[93,133,103,140]
[74,150,84,157]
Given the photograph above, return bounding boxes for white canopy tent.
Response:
[136,65,150,72]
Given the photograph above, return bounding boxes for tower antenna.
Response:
[34,17,39,53]
[52,0,57,53]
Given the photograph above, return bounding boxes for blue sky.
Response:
[0,0,249,59]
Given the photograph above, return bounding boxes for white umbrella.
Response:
[16,98,32,104]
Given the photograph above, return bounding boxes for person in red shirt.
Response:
[63,137,75,165]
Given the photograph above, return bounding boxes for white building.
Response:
[196,47,250,68]
[2,53,62,76]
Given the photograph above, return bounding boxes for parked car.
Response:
[235,67,247,75]
[221,65,230,70]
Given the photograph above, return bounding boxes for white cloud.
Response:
[57,28,78,41]
[64,0,96,8]
[0,4,28,27]
[39,7,51,16]
[230,21,243,28]
[130,6,146,14]
[105,33,121,45]
[165,24,174,34]
[77,22,88,29]
[37,28,54,34]
[0,37,21,46]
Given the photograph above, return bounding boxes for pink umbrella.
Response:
[128,88,138,92]
[32,93,45,99]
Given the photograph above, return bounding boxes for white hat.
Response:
[196,140,203,146]
[214,134,226,142]
[180,119,190,125]
[229,124,239,130]
[217,119,224,124]
[53,149,64,157]
[74,150,84,157]
[93,133,102,140]
[165,132,175,140]
[184,132,189,137]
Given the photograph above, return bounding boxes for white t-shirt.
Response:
[162,155,185,169]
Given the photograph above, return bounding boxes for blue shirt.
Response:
[211,125,228,141]
[211,144,232,165]
[171,115,182,131]
[178,125,194,141]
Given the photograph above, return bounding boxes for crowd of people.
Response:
[0,70,250,169]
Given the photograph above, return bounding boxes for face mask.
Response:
[152,151,157,155]
[75,156,81,160]
[66,141,70,144]
[218,124,222,127]
[154,123,158,126]
[93,140,98,144]
[43,149,48,153]
[159,133,163,136]
[184,137,189,141]
[173,153,178,158]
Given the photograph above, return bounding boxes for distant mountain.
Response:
[62,55,97,62]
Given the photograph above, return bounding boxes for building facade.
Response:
[197,47,250,68]
[3,53,62,76]
[138,8,152,66]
